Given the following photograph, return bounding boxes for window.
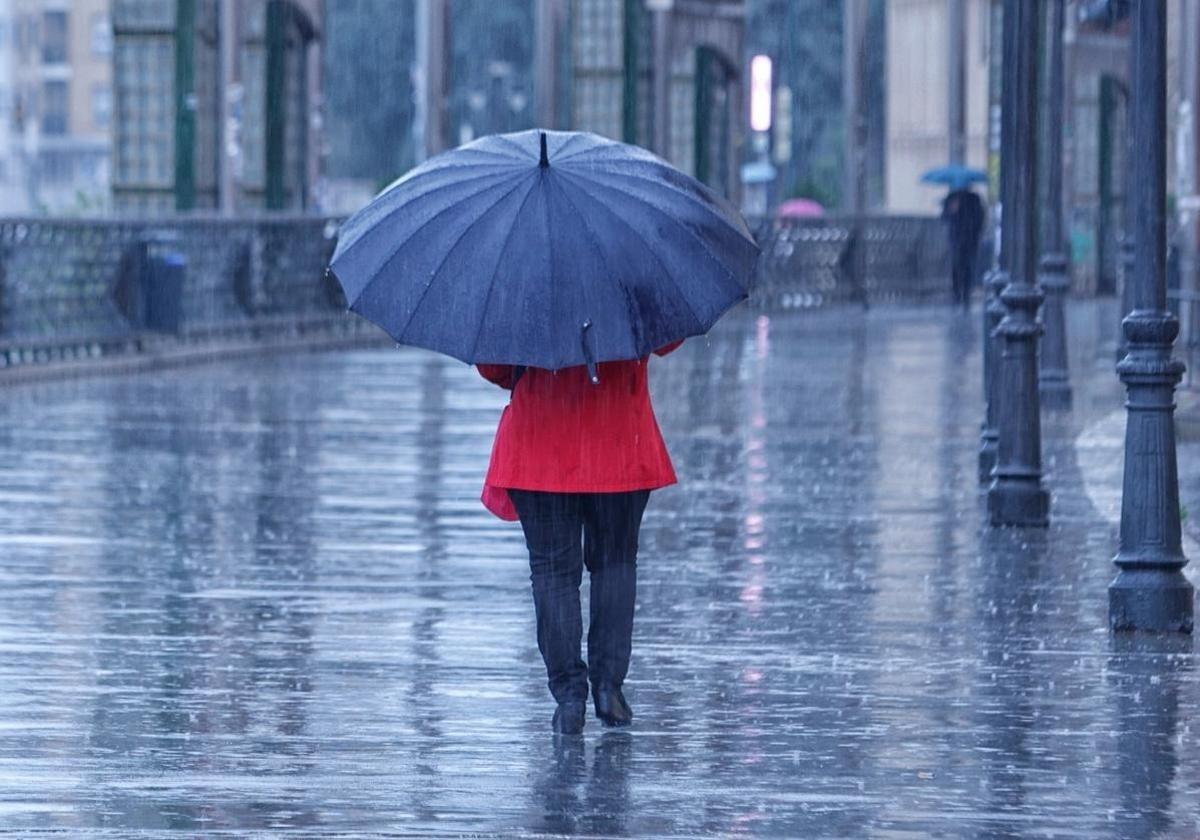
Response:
[42,10,67,64]
[91,12,112,56]
[92,83,111,129]
[41,79,68,135]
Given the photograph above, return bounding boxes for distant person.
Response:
[942,188,986,308]
[476,341,683,735]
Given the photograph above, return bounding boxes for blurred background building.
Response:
[0,0,1198,307]
[110,0,323,214]
[885,0,989,213]
[0,0,113,214]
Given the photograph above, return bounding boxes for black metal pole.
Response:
[1109,0,1194,633]
[988,0,1049,527]
[1038,0,1072,409]
[1118,12,1137,363]
[980,0,1015,482]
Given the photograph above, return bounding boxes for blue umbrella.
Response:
[329,129,758,380]
[920,164,988,190]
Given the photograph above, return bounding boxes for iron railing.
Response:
[0,216,369,375]
[749,215,951,308]
[0,213,953,378]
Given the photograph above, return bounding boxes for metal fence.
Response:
[749,215,951,308]
[0,213,952,379]
[0,216,370,375]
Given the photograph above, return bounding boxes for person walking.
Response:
[329,130,756,735]
[477,341,681,735]
[942,187,986,307]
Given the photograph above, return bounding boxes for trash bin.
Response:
[139,234,186,333]
[144,251,185,333]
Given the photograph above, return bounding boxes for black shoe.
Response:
[552,700,586,735]
[592,685,632,727]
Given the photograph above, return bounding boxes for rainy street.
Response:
[0,302,1196,837]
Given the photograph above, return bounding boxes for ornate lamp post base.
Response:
[1038,253,1073,410]
[1108,309,1194,632]
[988,279,1049,528]
[1109,568,1194,633]
[988,475,1049,527]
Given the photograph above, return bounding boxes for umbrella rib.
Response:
[339,168,524,254]
[466,176,542,362]
[549,132,589,160]
[372,155,520,199]
[545,174,644,355]
[551,134,617,164]
[560,171,750,297]
[555,173,706,334]
[561,160,754,243]
[392,174,539,344]
[346,174,528,308]
[492,133,533,159]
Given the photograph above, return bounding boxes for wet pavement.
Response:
[1,302,1198,838]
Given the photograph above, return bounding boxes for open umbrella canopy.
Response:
[776,198,825,218]
[920,164,988,190]
[329,129,759,371]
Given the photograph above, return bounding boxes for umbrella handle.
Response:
[581,320,599,385]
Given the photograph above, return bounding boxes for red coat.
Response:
[477,341,682,520]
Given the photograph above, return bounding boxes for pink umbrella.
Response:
[776,198,826,218]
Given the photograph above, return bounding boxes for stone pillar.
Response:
[988,0,1048,527]
[1109,0,1194,633]
[1038,0,1071,409]
[414,0,450,162]
[534,0,565,130]
[842,0,867,215]
[947,0,967,165]
[650,4,673,159]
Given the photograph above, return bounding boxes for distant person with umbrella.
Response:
[923,165,987,308]
[329,130,759,736]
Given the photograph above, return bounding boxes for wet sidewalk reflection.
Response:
[0,305,1197,836]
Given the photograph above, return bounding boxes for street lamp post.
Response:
[980,0,1017,482]
[1118,11,1137,363]
[1109,0,1194,633]
[1038,0,1072,409]
[988,0,1049,527]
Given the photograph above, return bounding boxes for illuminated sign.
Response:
[750,55,772,133]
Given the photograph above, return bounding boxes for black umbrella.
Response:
[330,129,758,380]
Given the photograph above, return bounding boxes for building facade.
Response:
[0,0,112,215]
[563,0,745,201]
[111,0,323,214]
[884,0,990,215]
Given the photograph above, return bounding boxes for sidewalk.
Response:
[0,301,1195,837]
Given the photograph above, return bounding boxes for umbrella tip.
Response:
[539,132,549,168]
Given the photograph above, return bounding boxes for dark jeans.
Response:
[508,489,651,705]
[952,246,976,307]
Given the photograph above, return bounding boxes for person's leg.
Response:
[582,490,650,692]
[950,259,960,305]
[963,248,977,307]
[509,490,588,707]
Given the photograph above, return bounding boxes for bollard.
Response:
[1108,0,1194,633]
[988,0,1049,527]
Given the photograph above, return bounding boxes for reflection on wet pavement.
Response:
[0,304,1197,837]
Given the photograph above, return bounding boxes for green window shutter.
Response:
[621,0,639,144]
